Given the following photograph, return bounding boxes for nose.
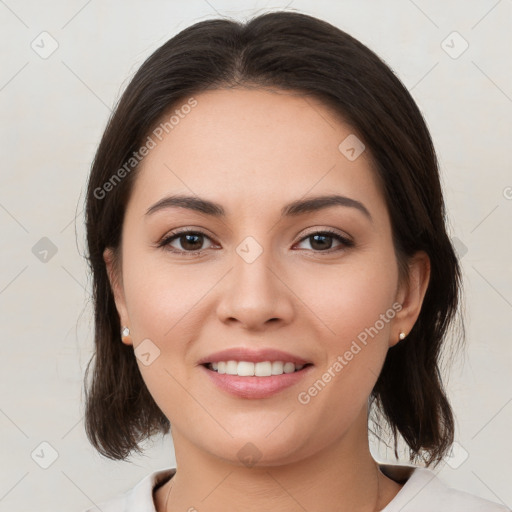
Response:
[216,242,295,332]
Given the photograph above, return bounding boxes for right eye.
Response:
[158,230,217,255]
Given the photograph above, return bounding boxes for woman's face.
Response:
[105,87,429,466]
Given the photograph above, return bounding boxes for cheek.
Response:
[295,255,398,409]
[300,257,397,346]
[120,253,217,403]
[122,244,210,338]
[293,268,396,441]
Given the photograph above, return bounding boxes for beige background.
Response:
[0,0,511,510]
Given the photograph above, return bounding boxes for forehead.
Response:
[129,87,386,223]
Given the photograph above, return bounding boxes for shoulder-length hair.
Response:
[83,10,464,466]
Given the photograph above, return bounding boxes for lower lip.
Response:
[200,364,314,399]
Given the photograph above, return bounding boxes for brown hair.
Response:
[83,10,464,466]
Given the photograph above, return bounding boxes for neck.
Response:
[156,408,403,512]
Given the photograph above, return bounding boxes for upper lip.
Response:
[197,348,312,366]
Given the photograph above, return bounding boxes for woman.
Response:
[82,10,509,512]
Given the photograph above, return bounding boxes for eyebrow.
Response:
[145,193,372,222]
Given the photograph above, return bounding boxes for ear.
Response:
[390,250,431,347]
[103,247,133,346]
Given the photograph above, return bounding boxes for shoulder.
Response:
[80,467,176,512]
[380,464,510,512]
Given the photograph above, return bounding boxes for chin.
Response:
[200,428,317,468]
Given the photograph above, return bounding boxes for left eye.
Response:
[158,231,214,253]
[295,231,353,252]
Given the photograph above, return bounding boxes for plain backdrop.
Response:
[0,1,511,511]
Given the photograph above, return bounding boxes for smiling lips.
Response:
[198,347,314,399]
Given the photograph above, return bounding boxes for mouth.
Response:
[200,359,315,399]
[202,360,314,376]
[197,347,314,398]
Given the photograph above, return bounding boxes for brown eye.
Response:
[296,230,354,252]
[158,230,214,254]
[176,233,205,251]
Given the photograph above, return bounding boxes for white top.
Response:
[82,464,510,512]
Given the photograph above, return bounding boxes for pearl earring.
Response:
[399,332,406,341]
[121,327,130,338]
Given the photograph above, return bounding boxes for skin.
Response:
[104,87,430,512]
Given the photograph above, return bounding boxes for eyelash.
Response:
[156,228,354,256]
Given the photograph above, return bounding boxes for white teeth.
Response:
[208,360,306,376]
[237,361,254,376]
[283,362,295,374]
[255,361,272,376]
[226,360,238,375]
[271,361,283,375]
